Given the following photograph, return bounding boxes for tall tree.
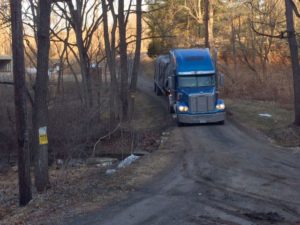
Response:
[118,0,129,120]
[129,0,142,118]
[130,0,142,93]
[101,0,119,121]
[10,0,32,206]
[203,0,214,48]
[285,0,300,125]
[33,0,52,192]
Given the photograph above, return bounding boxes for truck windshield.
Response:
[178,75,215,88]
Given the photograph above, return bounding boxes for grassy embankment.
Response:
[226,99,300,147]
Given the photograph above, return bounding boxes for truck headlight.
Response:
[178,105,189,112]
[216,103,225,110]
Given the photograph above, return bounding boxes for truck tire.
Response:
[177,119,183,127]
[218,120,225,125]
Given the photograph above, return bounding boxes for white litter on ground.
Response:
[106,169,117,175]
[117,154,140,169]
[258,113,272,118]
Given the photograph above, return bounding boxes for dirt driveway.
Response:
[67,77,300,225]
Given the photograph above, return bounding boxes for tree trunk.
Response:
[118,0,129,121]
[204,0,213,48]
[129,0,142,118]
[130,0,142,93]
[102,0,119,121]
[66,49,83,102]
[229,0,237,75]
[285,0,300,125]
[10,0,32,206]
[33,0,51,193]
[77,34,93,108]
[208,1,214,49]
[68,3,93,108]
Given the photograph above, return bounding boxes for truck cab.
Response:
[154,48,225,125]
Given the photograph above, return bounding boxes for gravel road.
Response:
[69,76,300,225]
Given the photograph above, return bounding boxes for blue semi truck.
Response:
[154,48,225,125]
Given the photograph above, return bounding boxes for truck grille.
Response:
[189,95,215,113]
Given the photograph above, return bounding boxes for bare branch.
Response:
[290,0,300,17]
[250,20,288,39]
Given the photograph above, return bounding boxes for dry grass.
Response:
[0,162,153,225]
[226,98,300,147]
[132,91,167,130]
[226,98,293,131]
[220,62,294,109]
[0,137,178,225]
[220,61,300,147]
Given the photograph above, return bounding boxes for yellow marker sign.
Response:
[39,126,48,145]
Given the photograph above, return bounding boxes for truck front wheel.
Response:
[177,119,183,127]
[218,120,225,125]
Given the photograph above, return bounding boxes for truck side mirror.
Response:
[219,73,225,87]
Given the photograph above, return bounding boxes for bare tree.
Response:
[129,0,142,117]
[249,0,284,77]
[130,0,142,93]
[180,0,202,45]
[203,0,214,48]
[181,0,202,25]
[101,0,119,122]
[285,0,300,125]
[179,0,214,48]
[10,0,32,206]
[54,0,103,108]
[118,0,129,120]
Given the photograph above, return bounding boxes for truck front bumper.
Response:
[177,111,225,124]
